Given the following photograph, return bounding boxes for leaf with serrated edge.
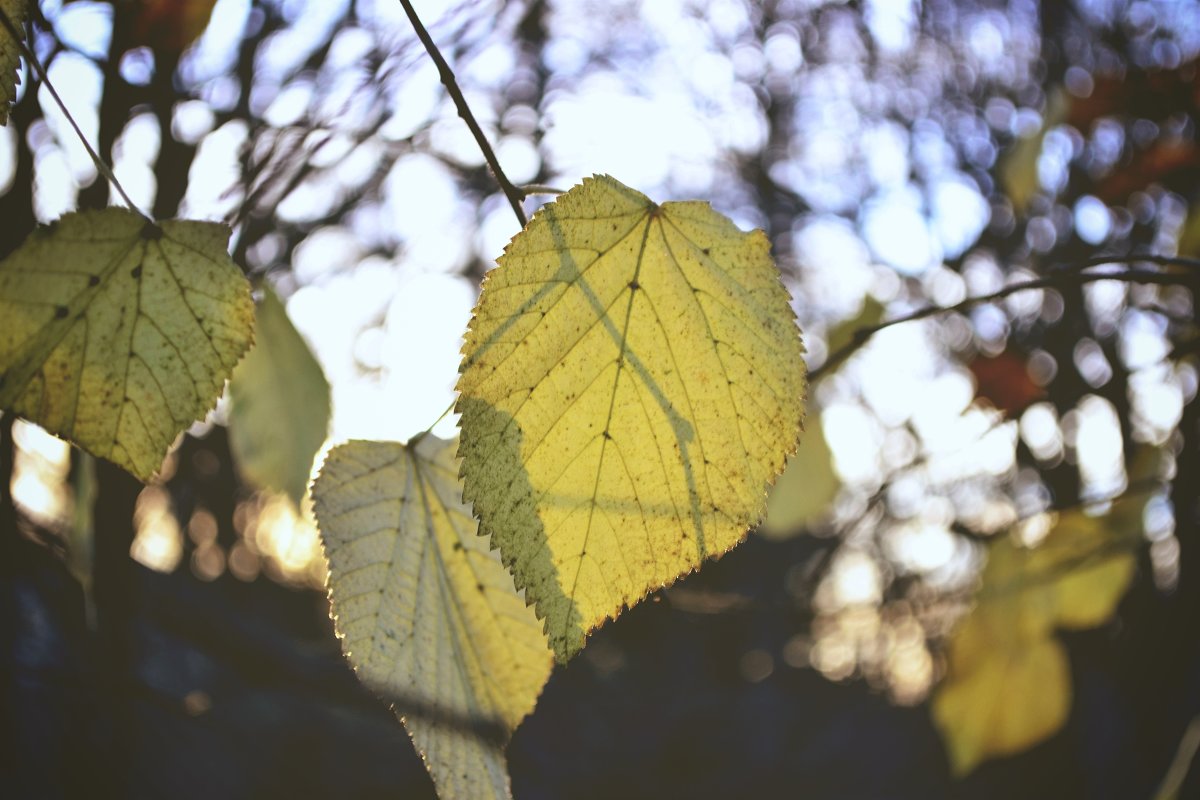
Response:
[229,284,330,507]
[457,174,806,661]
[0,208,254,480]
[0,0,28,125]
[312,436,553,800]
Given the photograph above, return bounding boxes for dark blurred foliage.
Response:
[2,0,1200,798]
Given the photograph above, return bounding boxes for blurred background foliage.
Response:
[1,0,1198,797]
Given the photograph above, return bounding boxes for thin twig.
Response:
[520,183,566,196]
[0,6,149,220]
[810,262,1194,383]
[397,0,528,227]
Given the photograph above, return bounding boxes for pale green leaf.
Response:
[0,208,254,480]
[228,284,330,506]
[312,435,553,800]
[760,415,838,539]
[824,295,884,359]
[0,0,28,126]
[457,174,806,661]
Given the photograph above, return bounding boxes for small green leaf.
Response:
[312,435,553,800]
[228,284,330,506]
[825,295,884,359]
[457,175,806,661]
[0,208,254,480]
[0,0,29,125]
[760,415,838,539]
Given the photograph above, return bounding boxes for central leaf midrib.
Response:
[409,447,507,727]
[567,212,656,614]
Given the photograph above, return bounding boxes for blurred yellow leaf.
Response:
[228,285,330,507]
[312,436,553,800]
[1031,505,1139,630]
[760,415,838,539]
[935,634,1070,775]
[457,174,806,661]
[933,492,1143,775]
[1000,88,1070,214]
[0,0,29,125]
[0,209,254,480]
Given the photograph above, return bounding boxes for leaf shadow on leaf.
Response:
[460,198,740,661]
[541,202,709,559]
[457,395,588,661]
[357,678,508,750]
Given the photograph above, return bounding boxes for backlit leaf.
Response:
[457,174,806,661]
[0,0,29,125]
[0,208,254,480]
[228,284,330,507]
[932,493,1143,774]
[312,436,553,800]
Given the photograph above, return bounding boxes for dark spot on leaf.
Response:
[141,222,163,241]
[452,542,463,551]
[131,266,142,279]
[702,248,710,255]
[476,583,485,593]
[88,275,100,287]
[602,430,612,440]
[55,306,68,318]
[628,280,640,291]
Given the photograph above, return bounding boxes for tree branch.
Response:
[397,0,528,227]
[809,259,1196,384]
[0,6,148,220]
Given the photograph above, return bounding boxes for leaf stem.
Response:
[418,397,457,441]
[396,0,528,228]
[0,6,149,220]
[809,257,1197,383]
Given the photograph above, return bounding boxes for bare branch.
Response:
[809,258,1197,384]
[397,0,528,227]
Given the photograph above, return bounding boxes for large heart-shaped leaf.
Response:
[457,175,806,661]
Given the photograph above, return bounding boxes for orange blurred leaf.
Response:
[967,349,1043,417]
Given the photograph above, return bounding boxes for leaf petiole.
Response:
[0,5,149,220]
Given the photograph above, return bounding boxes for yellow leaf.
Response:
[760,414,838,539]
[228,284,330,506]
[457,175,806,661]
[933,492,1143,774]
[1029,504,1140,630]
[1,0,29,125]
[0,209,254,480]
[933,633,1070,775]
[312,435,553,800]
